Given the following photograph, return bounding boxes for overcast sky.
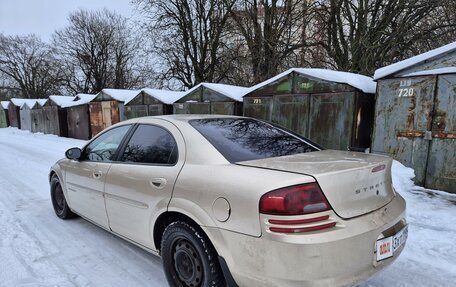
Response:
[0,0,135,41]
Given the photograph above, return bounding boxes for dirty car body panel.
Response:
[50,115,407,287]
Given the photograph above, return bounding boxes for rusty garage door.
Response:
[308,92,355,151]
[211,102,235,115]
[90,101,120,138]
[0,109,7,128]
[372,75,455,192]
[124,105,148,119]
[425,74,456,191]
[272,94,309,137]
[243,97,273,121]
[67,105,91,140]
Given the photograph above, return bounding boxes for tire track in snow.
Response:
[0,129,167,287]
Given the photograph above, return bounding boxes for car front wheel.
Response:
[161,221,225,287]
[50,174,76,219]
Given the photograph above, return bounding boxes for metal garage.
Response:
[89,89,140,138]
[124,88,185,119]
[372,41,456,192]
[173,83,249,115]
[63,94,96,140]
[0,101,9,128]
[16,99,47,131]
[40,95,75,136]
[243,68,376,151]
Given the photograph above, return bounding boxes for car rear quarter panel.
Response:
[168,118,318,237]
[169,163,317,237]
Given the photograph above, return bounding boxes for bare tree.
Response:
[53,9,141,94]
[135,0,237,89]
[229,0,317,83]
[315,0,455,75]
[0,34,63,99]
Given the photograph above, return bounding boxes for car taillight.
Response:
[259,182,331,215]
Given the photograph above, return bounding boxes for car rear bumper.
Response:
[204,193,407,287]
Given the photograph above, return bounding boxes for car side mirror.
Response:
[65,147,82,160]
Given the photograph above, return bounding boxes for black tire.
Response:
[161,221,226,287]
[50,174,76,219]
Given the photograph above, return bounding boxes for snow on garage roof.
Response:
[23,99,48,109]
[47,95,75,107]
[61,94,97,108]
[95,88,141,103]
[183,83,252,102]
[374,41,456,80]
[10,98,47,109]
[1,101,10,109]
[402,67,456,77]
[127,88,186,105]
[248,68,376,94]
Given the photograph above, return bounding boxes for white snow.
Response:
[0,128,455,286]
[184,83,252,102]
[374,41,456,80]
[61,94,97,108]
[401,67,456,77]
[0,128,166,286]
[47,95,75,107]
[1,101,9,110]
[128,88,187,105]
[96,88,141,103]
[249,68,377,94]
[10,98,48,110]
[37,99,48,107]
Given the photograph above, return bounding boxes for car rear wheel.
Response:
[50,175,76,219]
[161,221,225,287]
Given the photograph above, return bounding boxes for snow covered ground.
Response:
[0,128,455,287]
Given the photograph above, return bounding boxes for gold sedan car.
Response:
[49,115,407,287]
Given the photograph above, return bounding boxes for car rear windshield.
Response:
[189,118,321,163]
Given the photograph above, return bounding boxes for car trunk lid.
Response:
[237,150,395,219]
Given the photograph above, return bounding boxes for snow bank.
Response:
[374,41,456,80]
[363,161,456,286]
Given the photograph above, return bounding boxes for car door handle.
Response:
[93,171,102,179]
[150,178,167,189]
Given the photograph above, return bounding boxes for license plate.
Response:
[376,225,408,261]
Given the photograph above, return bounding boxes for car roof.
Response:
[137,114,245,123]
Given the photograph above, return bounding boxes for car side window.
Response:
[83,125,131,162]
[120,124,178,165]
